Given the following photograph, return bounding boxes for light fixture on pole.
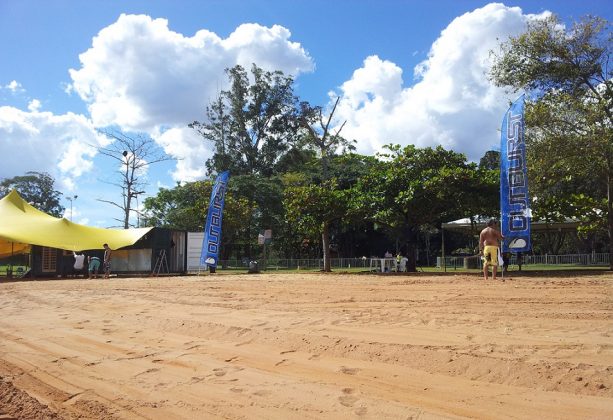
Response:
[67,195,78,221]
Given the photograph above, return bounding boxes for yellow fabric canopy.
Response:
[0,190,152,251]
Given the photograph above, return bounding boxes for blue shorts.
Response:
[89,258,101,272]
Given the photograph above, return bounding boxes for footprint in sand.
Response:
[339,390,358,407]
[134,368,160,377]
[213,368,227,377]
[252,389,272,397]
[339,366,360,375]
[354,406,368,416]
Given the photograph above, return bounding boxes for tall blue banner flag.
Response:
[500,95,531,253]
[201,171,230,268]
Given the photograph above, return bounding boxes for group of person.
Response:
[72,243,112,279]
[383,250,409,272]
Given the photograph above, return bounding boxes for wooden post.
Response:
[442,227,446,272]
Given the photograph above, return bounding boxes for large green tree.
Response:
[283,178,350,271]
[490,15,612,267]
[353,145,498,272]
[0,171,64,217]
[291,97,356,271]
[190,64,302,176]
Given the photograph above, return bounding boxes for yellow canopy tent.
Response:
[0,190,152,251]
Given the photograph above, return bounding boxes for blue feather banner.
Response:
[200,171,230,268]
[500,95,531,253]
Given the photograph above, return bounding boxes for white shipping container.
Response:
[187,232,207,272]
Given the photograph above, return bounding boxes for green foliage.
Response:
[284,179,349,236]
[355,145,496,227]
[0,171,64,217]
[490,15,611,102]
[525,90,610,231]
[142,182,210,230]
[479,150,500,171]
[190,64,302,176]
[326,153,378,188]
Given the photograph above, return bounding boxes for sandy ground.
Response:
[0,271,611,420]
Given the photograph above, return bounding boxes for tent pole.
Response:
[10,242,14,278]
[501,240,505,280]
[442,227,446,272]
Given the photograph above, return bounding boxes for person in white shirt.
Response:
[73,252,85,277]
[400,256,408,272]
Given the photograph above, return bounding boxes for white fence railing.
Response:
[187,253,610,272]
[436,253,610,269]
[189,258,374,272]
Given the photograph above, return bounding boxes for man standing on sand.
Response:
[479,219,504,281]
[103,243,112,279]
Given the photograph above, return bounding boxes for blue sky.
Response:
[1,0,611,228]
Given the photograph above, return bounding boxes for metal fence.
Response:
[206,253,609,272]
[436,252,610,269]
[211,258,372,271]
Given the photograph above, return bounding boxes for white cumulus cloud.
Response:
[153,127,211,182]
[27,99,41,112]
[333,3,550,161]
[3,80,24,93]
[69,14,314,180]
[0,105,108,190]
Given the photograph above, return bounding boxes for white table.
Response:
[369,258,397,273]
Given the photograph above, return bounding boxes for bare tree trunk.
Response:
[322,221,331,272]
[123,194,131,229]
[553,232,566,255]
[406,241,417,272]
[607,168,613,270]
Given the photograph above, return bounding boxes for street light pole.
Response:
[67,195,78,221]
